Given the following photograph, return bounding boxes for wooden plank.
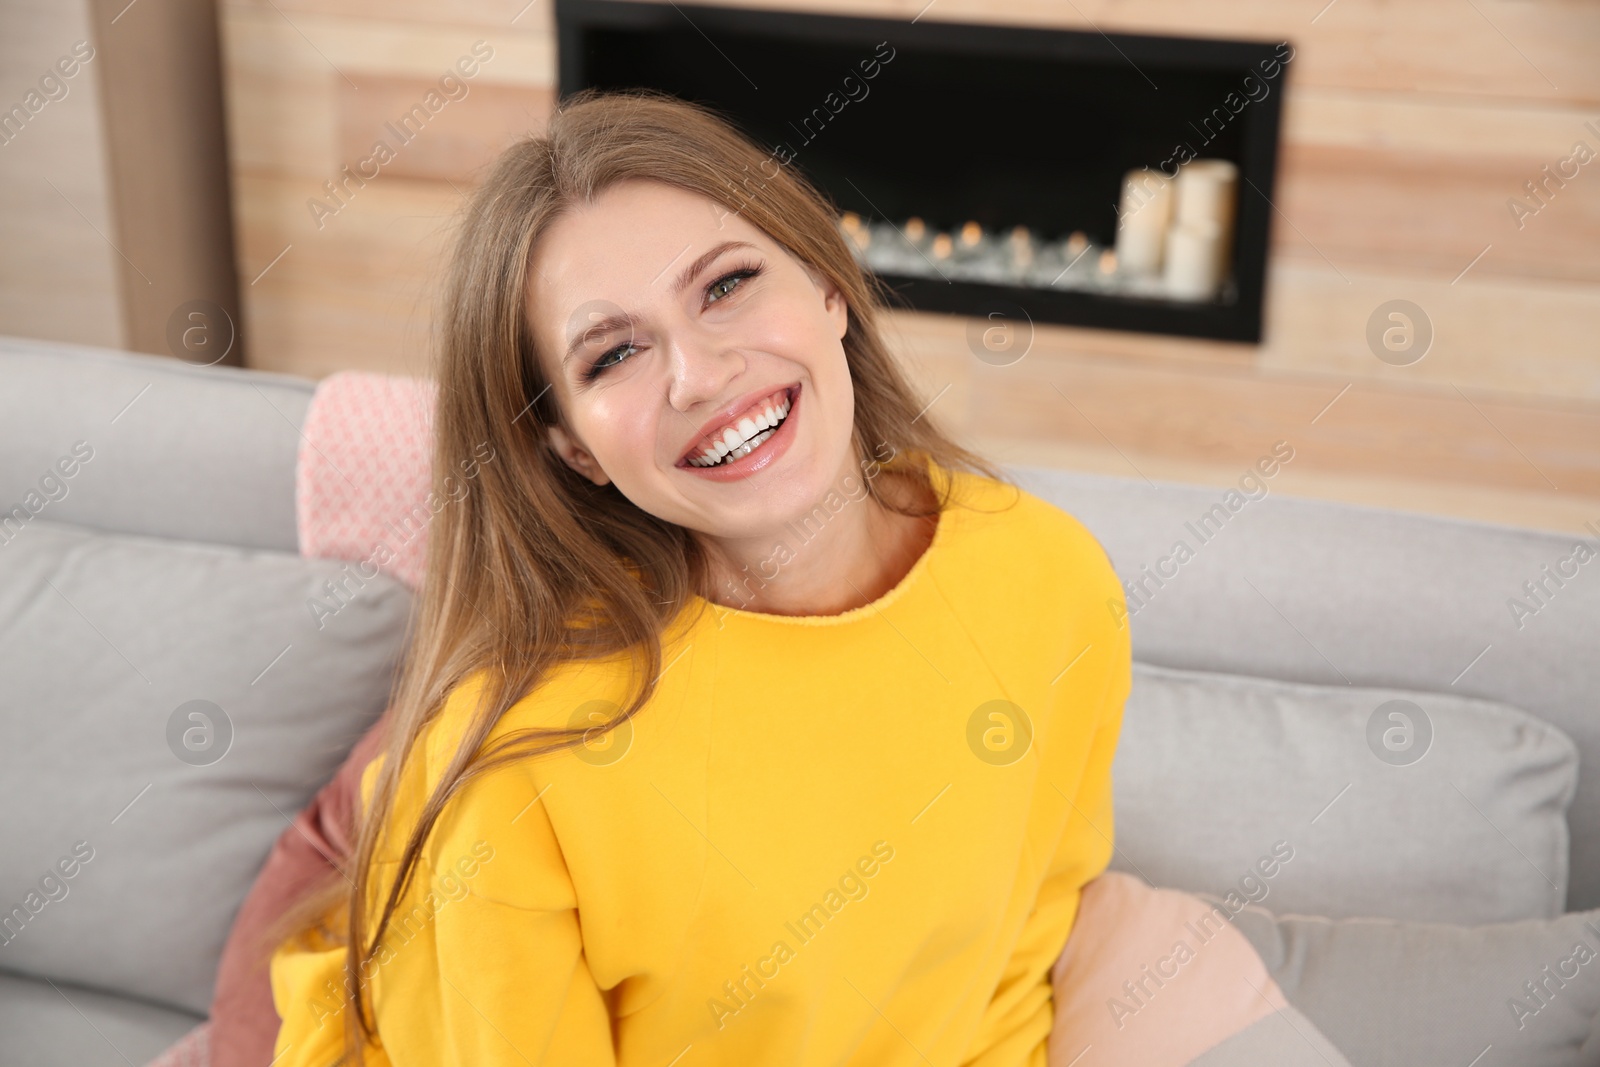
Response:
[0,0,123,349]
[220,0,553,196]
[889,306,1600,533]
[230,9,553,85]
[1259,261,1600,402]
[240,279,439,380]
[957,346,1599,497]
[1274,142,1600,284]
[218,6,338,178]
[336,73,554,185]
[974,433,1600,536]
[226,0,547,32]
[233,171,459,375]
[1285,87,1597,158]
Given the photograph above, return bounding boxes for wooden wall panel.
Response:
[1275,142,1600,284]
[0,0,124,350]
[232,170,460,380]
[217,0,1600,534]
[335,74,553,184]
[1258,262,1600,400]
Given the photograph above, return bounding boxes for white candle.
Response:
[1175,159,1238,231]
[1114,168,1174,275]
[1175,160,1238,282]
[1164,219,1225,300]
[1116,225,1166,277]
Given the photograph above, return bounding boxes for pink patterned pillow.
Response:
[295,371,438,590]
[144,1020,209,1067]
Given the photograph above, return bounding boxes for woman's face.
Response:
[527,179,856,543]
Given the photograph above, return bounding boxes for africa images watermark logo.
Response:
[306,42,495,230]
[706,840,895,1031]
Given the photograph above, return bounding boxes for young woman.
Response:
[267,88,1131,1067]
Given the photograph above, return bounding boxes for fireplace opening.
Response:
[557,0,1289,344]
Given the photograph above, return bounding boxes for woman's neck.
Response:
[699,462,938,617]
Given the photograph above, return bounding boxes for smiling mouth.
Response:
[682,386,796,469]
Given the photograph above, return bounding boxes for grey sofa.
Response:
[2,333,1596,1065]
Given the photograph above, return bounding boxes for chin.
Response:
[758,443,860,526]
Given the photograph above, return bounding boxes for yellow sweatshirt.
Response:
[270,461,1131,1067]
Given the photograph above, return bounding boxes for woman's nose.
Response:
[663,328,744,413]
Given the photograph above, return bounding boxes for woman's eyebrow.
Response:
[562,239,759,365]
[669,239,757,296]
[563,309,641,366]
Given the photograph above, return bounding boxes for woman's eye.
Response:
[588,342,636,380]
[706,267,759,304]
[583,266,760,381]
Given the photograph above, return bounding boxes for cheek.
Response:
[584,387,665,466]
[738,295,845,373]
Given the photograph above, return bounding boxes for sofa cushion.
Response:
[0,970,203,1067]
[0,335,310,552]
[1011,465,1600,912]
[1111,662,1578,923]
[1218,891,1600,1066]
[0,519,412,1016]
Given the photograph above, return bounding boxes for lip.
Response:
[676,383,800,481]
[677,382,799,467]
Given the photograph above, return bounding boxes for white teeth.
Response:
[688,391,793,468]
[724,429,775,462]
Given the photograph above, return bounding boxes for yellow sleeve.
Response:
[271,699,618,1065]
[269,923,387,1067]
[363,764,618,1066]
[965,595,1133,1067]
[267,756,391,1067]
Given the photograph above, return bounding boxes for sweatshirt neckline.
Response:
[689,459,962,628]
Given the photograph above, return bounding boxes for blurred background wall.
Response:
[1,0,241,365]
[1,0,123,350]
[2,0,1597,534]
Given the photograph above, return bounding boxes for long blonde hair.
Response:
[262,87,1008,1060]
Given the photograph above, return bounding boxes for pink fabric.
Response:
[144,1020,210,1067]
[294,370,438,591]
[1048,871,1289,1067]
[197,722,387,1067]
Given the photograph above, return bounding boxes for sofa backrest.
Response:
[4,334,1596,911]
[0,336,411,1013]
[1009,467,1600,911]
[0,335,307,551]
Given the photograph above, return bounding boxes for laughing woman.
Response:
[266,88,1130,1067]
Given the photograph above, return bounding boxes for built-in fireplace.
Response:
[556,0,1290,344]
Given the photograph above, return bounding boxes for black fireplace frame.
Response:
[556,0,1289,344]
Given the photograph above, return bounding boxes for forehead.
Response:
[527,181,764,335]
